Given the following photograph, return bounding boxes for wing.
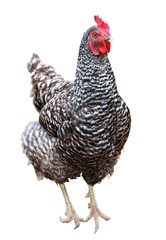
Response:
[39,84,74,137]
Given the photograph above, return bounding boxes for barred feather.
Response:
[21,122,80,183]
[22,25,131,186]
[28,54,73,112]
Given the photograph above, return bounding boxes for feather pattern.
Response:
[22,25,130,186]
[22,122,80,183]
[21,17,131,232]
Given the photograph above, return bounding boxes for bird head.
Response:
[87,16,112,56]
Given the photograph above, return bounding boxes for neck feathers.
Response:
[73,46,117,106]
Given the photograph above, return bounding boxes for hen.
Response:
[22,16,131,233]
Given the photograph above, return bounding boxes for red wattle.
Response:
[87,40,99,55]
[106,42,111,53]
[88,40,111,55]
[99,43,107,54]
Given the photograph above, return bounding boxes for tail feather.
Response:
[27,53,73,112]
[27,53,41,73]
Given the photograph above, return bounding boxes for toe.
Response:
[74,223,80,229]
[59,216,71,223]
[99,211,110,221]
[94,216,99,233]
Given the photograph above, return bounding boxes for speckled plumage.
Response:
[22,25,131,186]
[22,122,80,183]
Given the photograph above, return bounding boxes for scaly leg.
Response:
[85,185,110,233]
[59,183,84,229]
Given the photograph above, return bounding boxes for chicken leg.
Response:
[85,185,110,233]
[59,183,84,229]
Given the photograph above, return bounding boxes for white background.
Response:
[0,0,166,239]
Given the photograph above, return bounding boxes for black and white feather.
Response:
[22,25,131,186]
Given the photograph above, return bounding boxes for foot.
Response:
[85,186,110,233]
[59,183,84,229]
[85,202,110,233]
[59,207,84,229]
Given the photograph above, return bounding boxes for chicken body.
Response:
[22,21,131,232]
[38,27,130,185]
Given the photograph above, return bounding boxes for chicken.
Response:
[21,15,131,233]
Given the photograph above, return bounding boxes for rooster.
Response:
[22,16,131,233]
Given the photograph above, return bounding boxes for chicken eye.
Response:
[92,33,98,38]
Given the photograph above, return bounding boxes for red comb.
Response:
[94,15,110,36]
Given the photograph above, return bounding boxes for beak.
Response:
[104,35,114,43]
